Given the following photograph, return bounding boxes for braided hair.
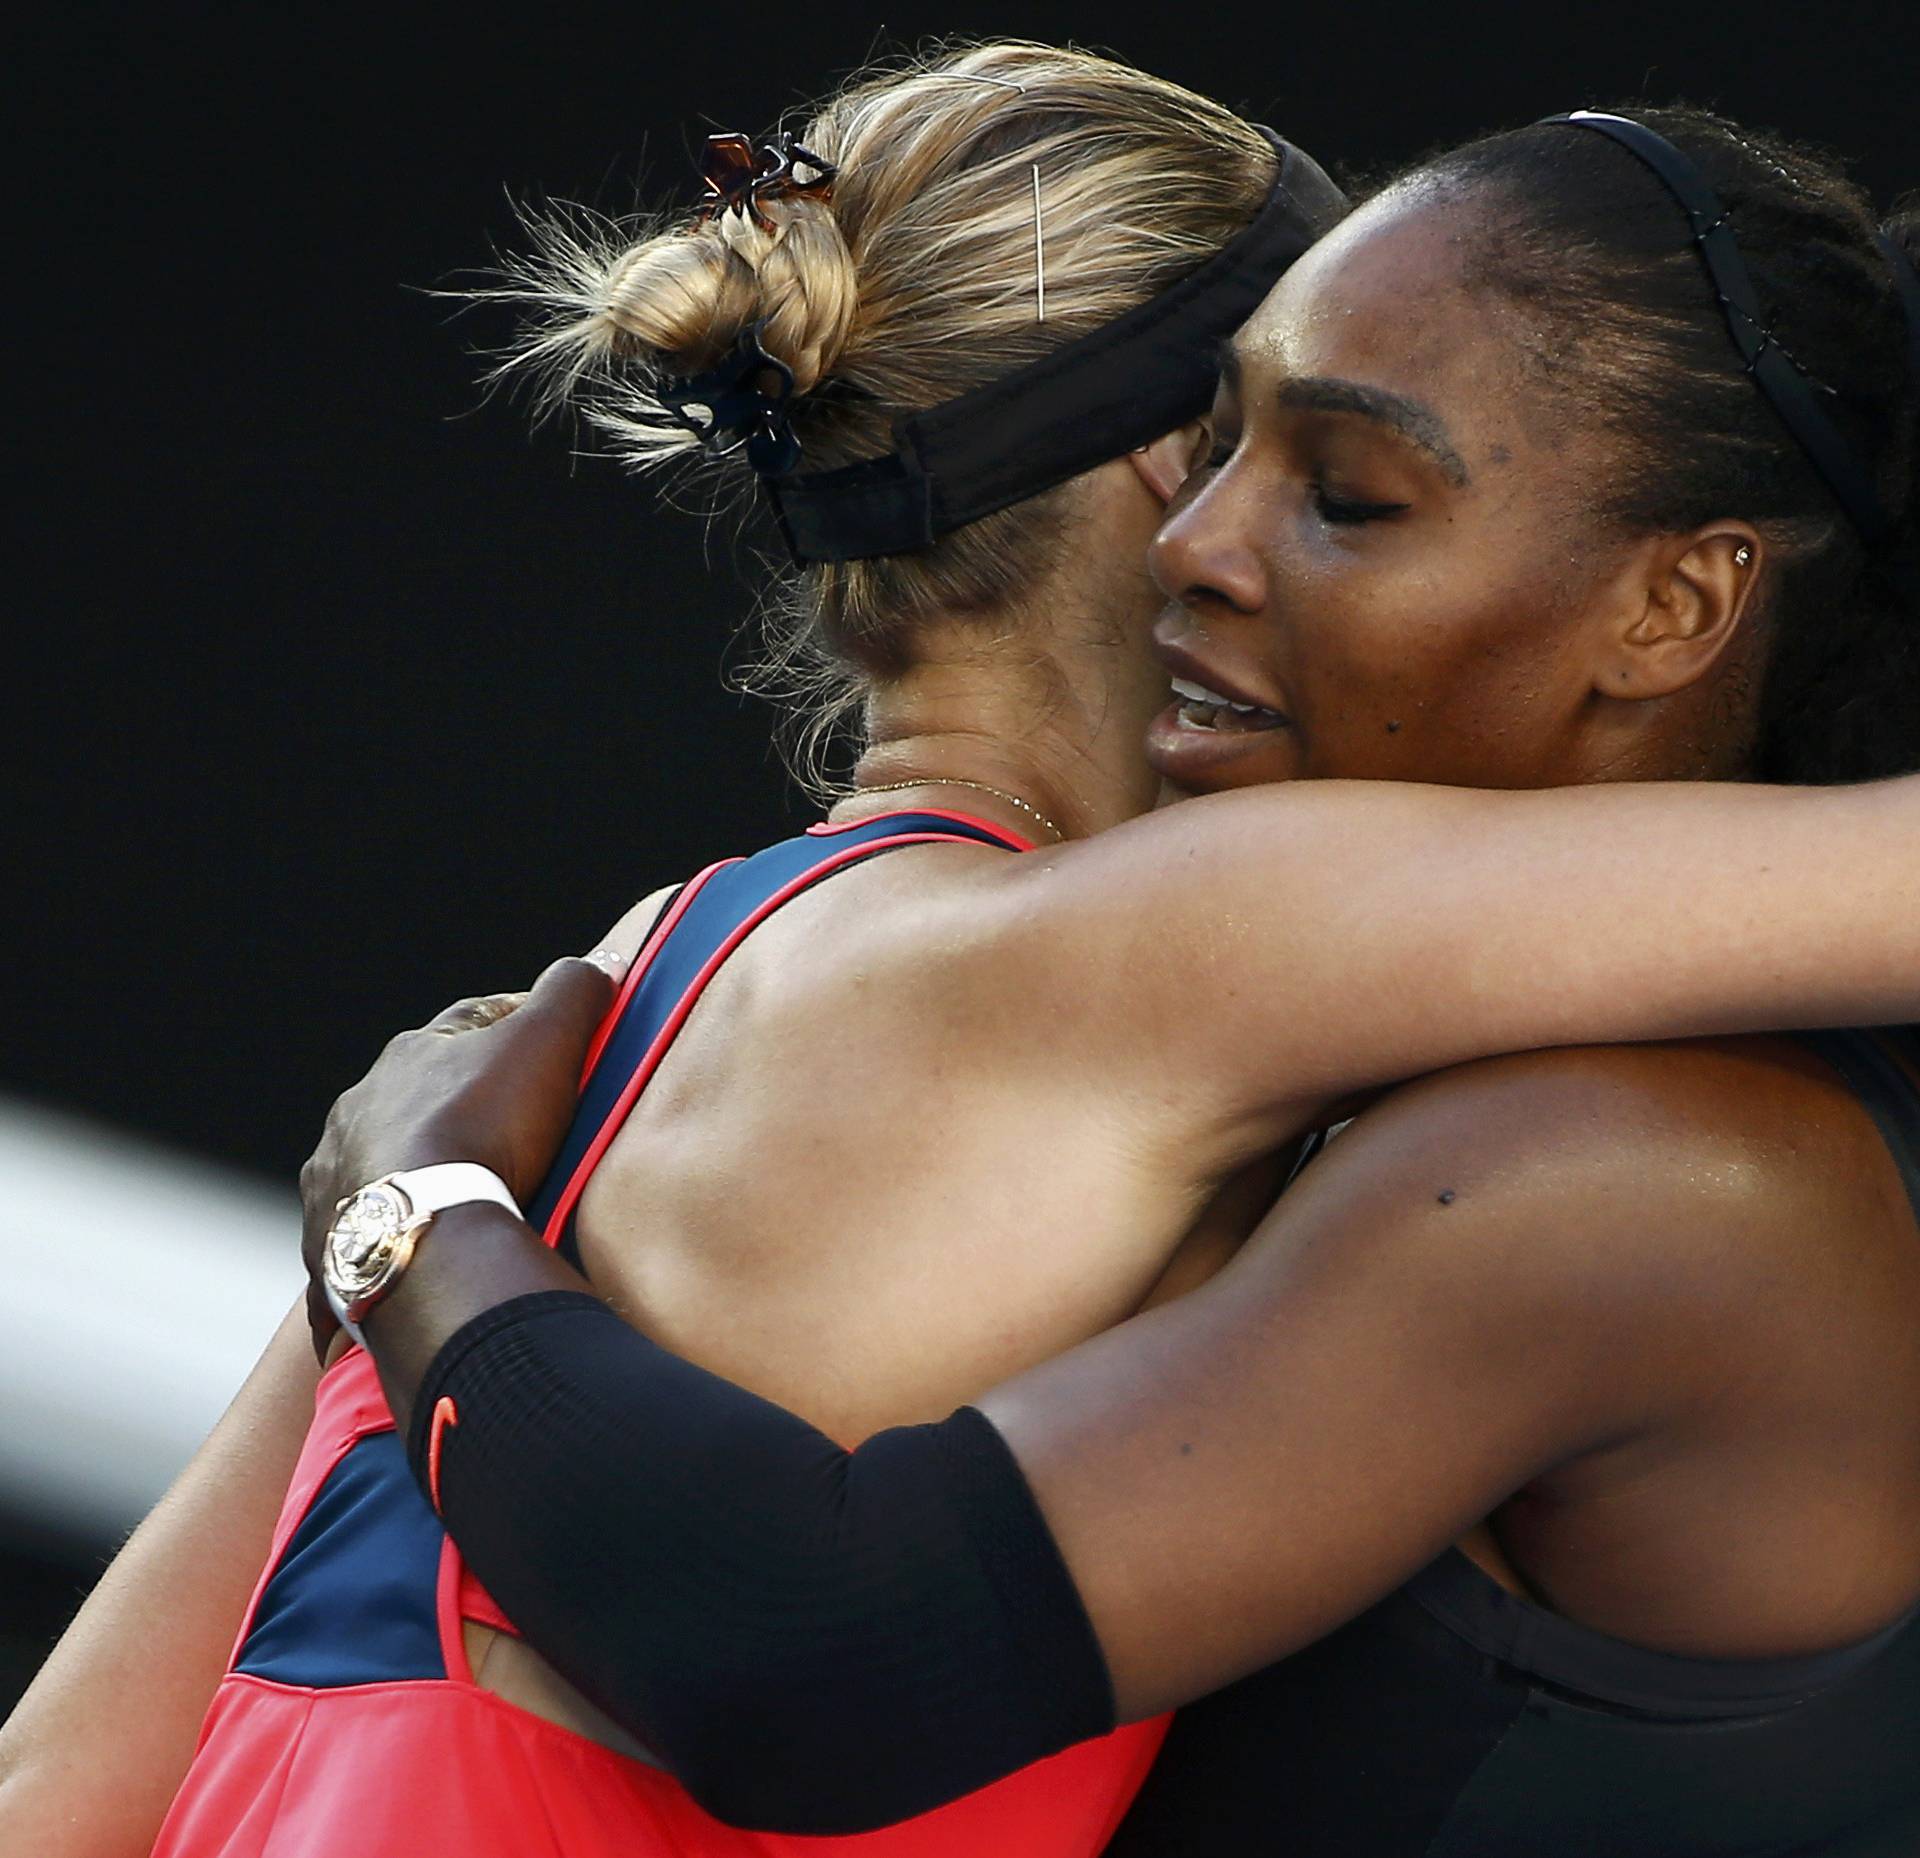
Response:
[1403,107,1919,782]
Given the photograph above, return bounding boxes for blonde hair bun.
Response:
[604,190,858,395]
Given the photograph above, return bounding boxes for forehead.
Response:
[1235,184,1507,402]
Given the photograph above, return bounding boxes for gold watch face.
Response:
[325,1182,413,1300]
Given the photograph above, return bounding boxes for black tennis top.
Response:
[1104,1026,1920,1858]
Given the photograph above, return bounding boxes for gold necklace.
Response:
[856,778,1065,843]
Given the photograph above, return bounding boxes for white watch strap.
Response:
[325,1276,368,1351]
[387,1162,522,1221]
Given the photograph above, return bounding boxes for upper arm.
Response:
[0,1299,317,1857]
[983,777,1920,1152]
[978,1052,1738,1717]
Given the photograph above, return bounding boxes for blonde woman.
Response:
[6,44,1919,1858]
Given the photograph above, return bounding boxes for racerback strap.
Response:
[525,811,1030,1264]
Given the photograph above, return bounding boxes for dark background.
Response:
[7,0,1915,1714]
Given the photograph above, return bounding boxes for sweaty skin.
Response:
[308,174,1920,1770]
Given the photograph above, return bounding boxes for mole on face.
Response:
[1386,720,1403,734]
[1437,1189,1457,1206]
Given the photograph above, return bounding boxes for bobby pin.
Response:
[1032,163,1047,321]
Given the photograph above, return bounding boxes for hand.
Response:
[299,952,625,1362]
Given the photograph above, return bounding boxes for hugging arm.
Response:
[361,1058,1705,1832]
[995,774,1920,1144]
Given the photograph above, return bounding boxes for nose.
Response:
[1147,465,1267,617]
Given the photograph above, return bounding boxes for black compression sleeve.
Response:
[406,1291,1116,1833]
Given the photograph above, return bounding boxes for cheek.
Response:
[1283,557,1584,779]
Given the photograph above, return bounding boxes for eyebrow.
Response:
[1274,375,1470,485]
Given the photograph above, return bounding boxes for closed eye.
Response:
[1313,485,1409,525]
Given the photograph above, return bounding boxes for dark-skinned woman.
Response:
[285,107,1920,1857]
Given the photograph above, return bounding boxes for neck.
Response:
[831,637,1158,845]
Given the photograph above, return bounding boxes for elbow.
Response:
[639,1667,923,1836]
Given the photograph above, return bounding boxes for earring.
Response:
[1734,544,1753,567]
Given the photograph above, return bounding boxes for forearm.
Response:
[363,1210,1110,1832]
[1366,775,1920,1073]
[0,1301,318,1858]
[1037,775,1920,1125]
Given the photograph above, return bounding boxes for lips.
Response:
[1147,618,1294,786]
[1154,626,1289,730]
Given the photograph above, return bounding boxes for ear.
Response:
[1592,523,1765,700]
[1125,421,1207,505]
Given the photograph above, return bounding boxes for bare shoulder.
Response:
[1388,1035,1897,1193]
[1280,1035,1916,1344]
[744,844,1090,1061]
[1345,1035,1852,1150]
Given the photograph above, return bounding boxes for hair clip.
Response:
[693,131,837,234]
[1030,163,1046,323]
[657,322,802,476]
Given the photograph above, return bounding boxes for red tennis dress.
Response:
[153,812,1168,1856]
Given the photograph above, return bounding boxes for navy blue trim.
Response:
[236,1432,447,1687]
[236,813,1023,1695]
[530,814,1021,1262]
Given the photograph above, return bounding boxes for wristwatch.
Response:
[321,1162,521,1345]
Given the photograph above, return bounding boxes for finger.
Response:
[494,956,621,1073]
[424,991,529,1035]
[582,945,633,984]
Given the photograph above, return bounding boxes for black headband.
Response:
[761,129,1347,564]
[1540,111,1895,545]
